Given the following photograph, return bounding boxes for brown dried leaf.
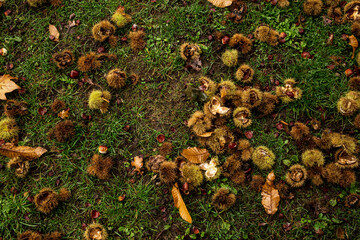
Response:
[58,108,70,119]
[172,182,192,223]
[181,147,209,164]
[349,35,358,59]
[131,156,143,174]
[208,0,233,8]
[197,132,213,137]
[49,24,60,42]
[0,75,21,100]
[261,171,280,215]
[0,143,47,161]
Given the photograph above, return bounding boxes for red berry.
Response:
[228,142,237,149]
[345,69,353,77]
[280,32,287,39]
[132,24,138,31]
[222,35,230,44]
[97,46,105,53]
[156,134,165,143]
[286,91,295,98]
[4,10,12,16]
[69,70,79,79]
[301,51,311,59]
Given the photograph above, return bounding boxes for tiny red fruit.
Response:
[280,32,287,39]
[301,51,311,59]
[286,91,295,98]
[345,69,353,77]
[4,10,12,16]
[222,35,230,44]
[132,24,138,31]
[279,38,286,44]
[91,210,100,219]
[69,70,79,79]
[98,145,108,154]
[156,134,165,143]
[97,46,105,53]
[245,130,253,139]
[38,107,47,116]
[228,142,237,149]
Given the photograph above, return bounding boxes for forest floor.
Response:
[1,0,360,239]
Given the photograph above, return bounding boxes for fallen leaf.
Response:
[0,75,21,100]
[49,24,60,42]
[186,57,202,71]
[208,0,233,8]
[261,171,280,215]
[348,35,358,59]
[0,143,47,161]
[322,16,332,25]
[58,108,70,119]
[38,107,47,116]
[172,182,192,223]
[118,194,126,201]
[283,222,292,232]
[181,147,210,164]
[197,132,213,137]
[336,227,345,239]
[131,156,143,174]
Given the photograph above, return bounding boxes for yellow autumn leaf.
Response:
[261,171,280,215]
[172,182,192,224]
[0,75,21,100]
[131,155,143,174]
[58,108,70,119]
[348,35,358,59]
[49,24,60,42]
[0,143,47,161]
[208,0,233,8]
[181,147,209,164]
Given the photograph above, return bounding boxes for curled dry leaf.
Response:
[58,108,70,119]
[349,35,358,59]
[172,182,192,223]
[181,147,210,164]
[131,156,143,174]
[261,171,280,215]
[197,132,213,137]
[0,75,21,100]
[49,24,60,42]
[0,143,47,161]
[208,0,233,8]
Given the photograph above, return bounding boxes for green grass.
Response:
[1,0,360,239]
